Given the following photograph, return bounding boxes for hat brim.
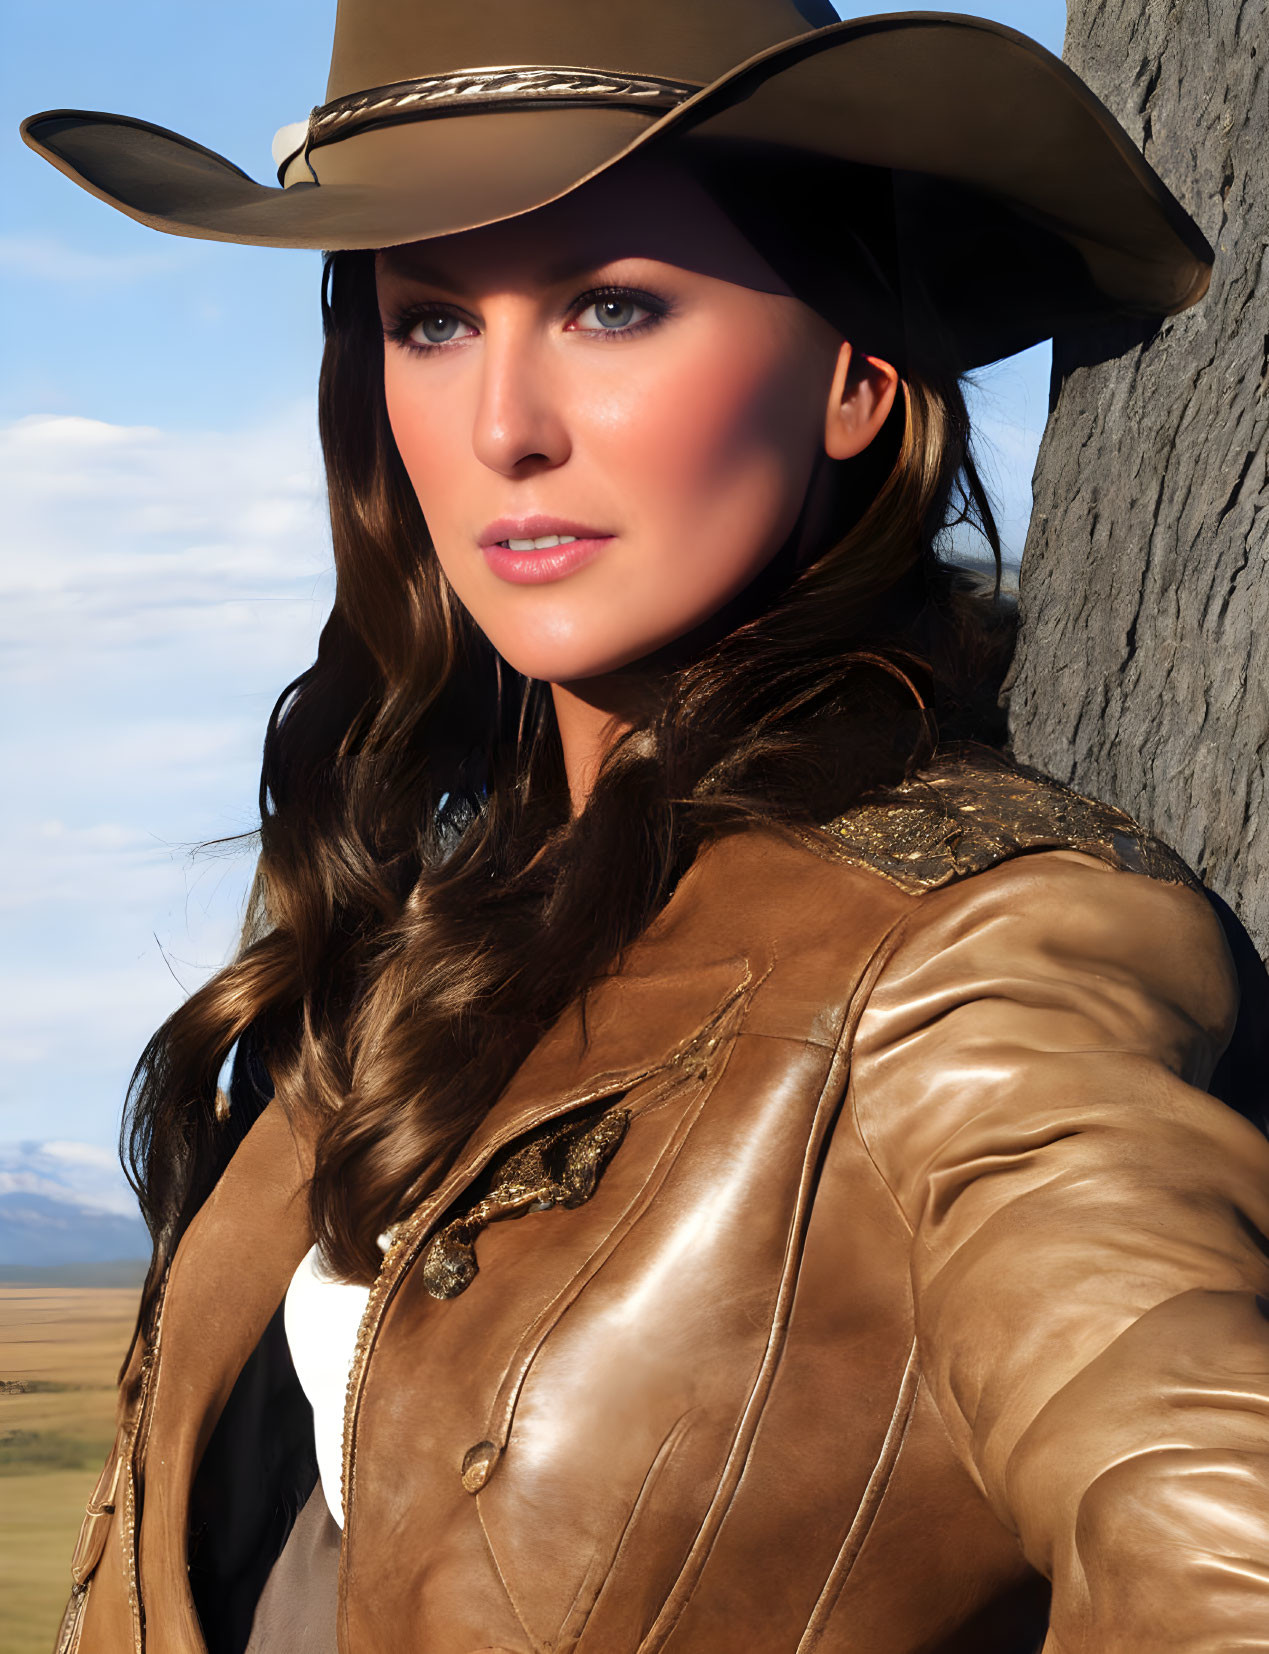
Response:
[21,12,1213,369]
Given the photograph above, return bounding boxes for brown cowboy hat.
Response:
[20,1,1213,370]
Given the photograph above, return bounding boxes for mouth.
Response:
[479,532,612,592]
[479,517,612,550]
[478,519,614,586]
[493,532,580,551]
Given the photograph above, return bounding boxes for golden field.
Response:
[0,1288,137,1654]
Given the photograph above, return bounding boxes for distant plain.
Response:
[0,1288,137,1654]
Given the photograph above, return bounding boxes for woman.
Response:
[23,3,1269,1651]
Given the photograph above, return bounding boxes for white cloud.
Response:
[0,409,332,675]
[0,1139,138,1216]
[0,233,188,287]
[0,815,252,915]
[0,407,332,1144]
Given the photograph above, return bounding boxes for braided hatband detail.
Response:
[309,63,699,146]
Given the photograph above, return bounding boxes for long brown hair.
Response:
[123,173,1013,1299]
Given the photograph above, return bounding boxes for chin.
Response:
[496,648,641,683]
[488,625,677,686]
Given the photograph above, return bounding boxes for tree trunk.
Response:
[1004,0,1268,955]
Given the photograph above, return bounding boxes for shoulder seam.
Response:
[816,750,1202,897]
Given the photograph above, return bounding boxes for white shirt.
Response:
[283,1242,374,1527]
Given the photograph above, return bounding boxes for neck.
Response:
[550,676,650,817]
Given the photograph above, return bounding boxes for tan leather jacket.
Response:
[57,754,1269,1654]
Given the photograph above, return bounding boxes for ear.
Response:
[823,340,902,461]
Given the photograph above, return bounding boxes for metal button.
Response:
[461,1439,500,1493]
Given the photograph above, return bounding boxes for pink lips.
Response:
[478,517,614,585]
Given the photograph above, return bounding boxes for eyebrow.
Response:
[379,246,636,292]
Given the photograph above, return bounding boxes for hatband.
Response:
[279,67,706,186]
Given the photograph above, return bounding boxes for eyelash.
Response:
[384,284,671,356]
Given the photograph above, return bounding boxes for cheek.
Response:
[382,374,495,659]
[382,353,463,511]
[616,327,826,588]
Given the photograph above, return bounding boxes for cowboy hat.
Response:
[20,1,1213,370]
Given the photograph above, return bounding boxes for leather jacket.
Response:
[56,751,1269,1653]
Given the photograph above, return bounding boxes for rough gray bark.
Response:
[1005,0,1268,953]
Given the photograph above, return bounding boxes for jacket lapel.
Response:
[135,1100,318,1652]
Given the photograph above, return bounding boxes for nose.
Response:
[470,306,571,478]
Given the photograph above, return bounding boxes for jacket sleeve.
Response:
[846,847,1269,1652]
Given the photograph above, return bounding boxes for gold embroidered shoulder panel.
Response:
[818,747,1203,896]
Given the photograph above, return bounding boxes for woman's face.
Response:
[376,154,896,685]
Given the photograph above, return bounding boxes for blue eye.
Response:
[409,311,470,346]
[590,296,641,329]
[387,285,668,355]
[565,284,670,339]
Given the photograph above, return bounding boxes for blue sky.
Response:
[1,1,1067,1204]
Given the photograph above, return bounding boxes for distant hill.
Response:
[0,1193,150,1269]
[0,1141,150,1272]
[0,1257,147,1287]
